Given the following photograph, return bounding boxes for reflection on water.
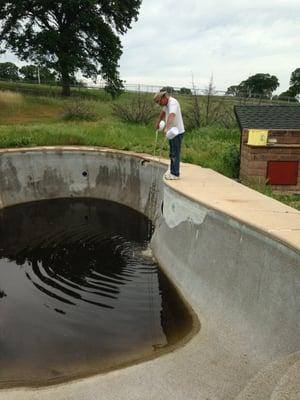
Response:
[0,198,194,387]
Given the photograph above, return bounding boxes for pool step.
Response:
[235,352,300,400]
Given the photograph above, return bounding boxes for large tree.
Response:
[242,73,279,98]
[227,74,279,98]
[0,1,141,96]
[278,90,298,102]
[0,62,19,80]
[289,67,300,96]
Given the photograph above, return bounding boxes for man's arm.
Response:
[165,113,176,131]
[155,110,166,130]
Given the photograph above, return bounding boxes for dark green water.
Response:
[0,198,194,387]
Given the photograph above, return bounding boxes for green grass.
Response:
[246,182,300,211]
[0,82,299,211]
[0,80,112,101]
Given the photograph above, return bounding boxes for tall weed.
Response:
[0,90,23,108]
[112,92,156,124]
[62,99,98,121]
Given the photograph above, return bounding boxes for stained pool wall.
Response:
[0,147,299,398]
[0,148,163,215]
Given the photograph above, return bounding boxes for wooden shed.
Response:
[234,105,300,193]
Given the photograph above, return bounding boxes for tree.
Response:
[225,85,240,96]
[226,83,251,97]
[242,73,279,98]
[225,81,250,98]
[289,67,300,95]
[19,65,57,83]
[184,73,201,130]
[278,90,298,102]
[161,86,176,93]
[0,62,19,80]
[179,87,192,95]
[204,75,216,125]
[0,1,141,96]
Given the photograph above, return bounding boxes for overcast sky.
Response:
[119,0,300,93]
[1,0,300,94]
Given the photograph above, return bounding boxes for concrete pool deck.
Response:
[0,147,299,400]
[168,161,300,250]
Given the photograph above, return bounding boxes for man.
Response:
[154,91,185,180]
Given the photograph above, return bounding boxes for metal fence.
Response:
[99,82,300,105]
[0,78,299,105]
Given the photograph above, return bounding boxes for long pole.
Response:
[37,67,41,85]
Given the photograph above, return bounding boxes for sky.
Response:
[1,0,300,94]
[118,0,300,94]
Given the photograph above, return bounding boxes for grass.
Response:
[0,80,112,101]
[0,91,63,124]
[0,90,24,106]
[0,83,299,211]
[247,182,300,211]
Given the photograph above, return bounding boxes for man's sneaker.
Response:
[164,172,180,180]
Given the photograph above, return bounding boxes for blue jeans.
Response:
[169,133,184,177]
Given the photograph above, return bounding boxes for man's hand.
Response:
[155,110,166,130]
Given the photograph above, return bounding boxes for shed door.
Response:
[267,161,299,185]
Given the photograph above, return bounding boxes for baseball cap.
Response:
[153,91,167,103]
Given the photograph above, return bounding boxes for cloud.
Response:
[119,0,300,92]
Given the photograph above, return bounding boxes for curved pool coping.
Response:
[0,146,299,400]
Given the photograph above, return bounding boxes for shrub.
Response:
[221,144,240,178]
[208,101,237,128]
[183,94,201,130]
[112,92,156,124]
[62,99,98,121]
[183,96,238,130]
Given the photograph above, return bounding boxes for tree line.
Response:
[1,61,299,102]
[0,62,60,84]
[226,70,300,102]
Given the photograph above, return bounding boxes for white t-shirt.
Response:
[163,97,185,134]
